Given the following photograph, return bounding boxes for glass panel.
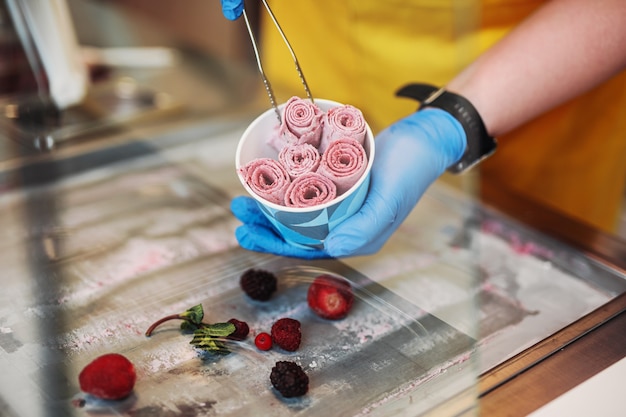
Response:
[3,1,624,416]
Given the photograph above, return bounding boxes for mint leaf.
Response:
[180,320,200,332]
[180,304,204,325]
[201,322,236,337]
[196,338,230,355]
[190,323,236,354]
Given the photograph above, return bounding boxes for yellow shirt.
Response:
[259,0,626,233]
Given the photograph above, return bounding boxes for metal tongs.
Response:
[242,0,313,124]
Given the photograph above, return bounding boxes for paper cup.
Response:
[236,99,375,250]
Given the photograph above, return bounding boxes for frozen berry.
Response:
[78,353,136,400]
[227,318,250,340]
[270,361,309,397]
[307,275,354,320]
[240,268,277,301]
[255,332,273,351]
[271,318,301,352]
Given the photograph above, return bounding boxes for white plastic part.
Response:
[7,0,88,109]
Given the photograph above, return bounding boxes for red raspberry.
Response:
[227,318,250,340]
[255,332,273,351]
[78,353,136,400]
[307,275,354,320]
[271,318,301,352]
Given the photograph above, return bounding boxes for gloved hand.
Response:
[231,196,332,259]
[221,0,245,20]
[231,108,467,258]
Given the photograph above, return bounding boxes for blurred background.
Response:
[1,0,625,237]
[0,0,264,174]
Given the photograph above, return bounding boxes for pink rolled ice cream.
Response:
[278,143,321,180]
[319,104,367,154]
[269,96,324,151]
[284,172,337,208]
[239,157,291,205]
[317,137,367,195]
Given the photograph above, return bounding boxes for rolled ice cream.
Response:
[239,157,291,205]
[319,104,367,154]
[317,137,367,194]
[278,143,322,180]
[284,172,337,208]
[239,97,371,208]
[271,96,324,151]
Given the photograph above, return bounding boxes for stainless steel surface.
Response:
[0,77,183,157]
[1,121,625,416]
[0,138,475,416]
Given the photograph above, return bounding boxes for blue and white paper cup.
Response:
[235,99,375,250]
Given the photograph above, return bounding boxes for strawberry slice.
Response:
[307,275,354,320]
[78,353,136,400]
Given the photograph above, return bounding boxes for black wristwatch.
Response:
[396,83,497,174]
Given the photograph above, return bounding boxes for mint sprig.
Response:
[145,304,207,337]
[190,323,236,355]
[145,305,239,354]
[180,304,204,325]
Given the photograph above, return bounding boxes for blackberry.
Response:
[270,361,309,398]
[239,268,277,301]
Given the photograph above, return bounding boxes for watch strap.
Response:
[396,83,497,173]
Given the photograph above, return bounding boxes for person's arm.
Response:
[228,0,626,259]
[447,0,626,137]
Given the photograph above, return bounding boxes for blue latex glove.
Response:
[221,0,244,20]
[231,196,332,259]
[231,108,467,258]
